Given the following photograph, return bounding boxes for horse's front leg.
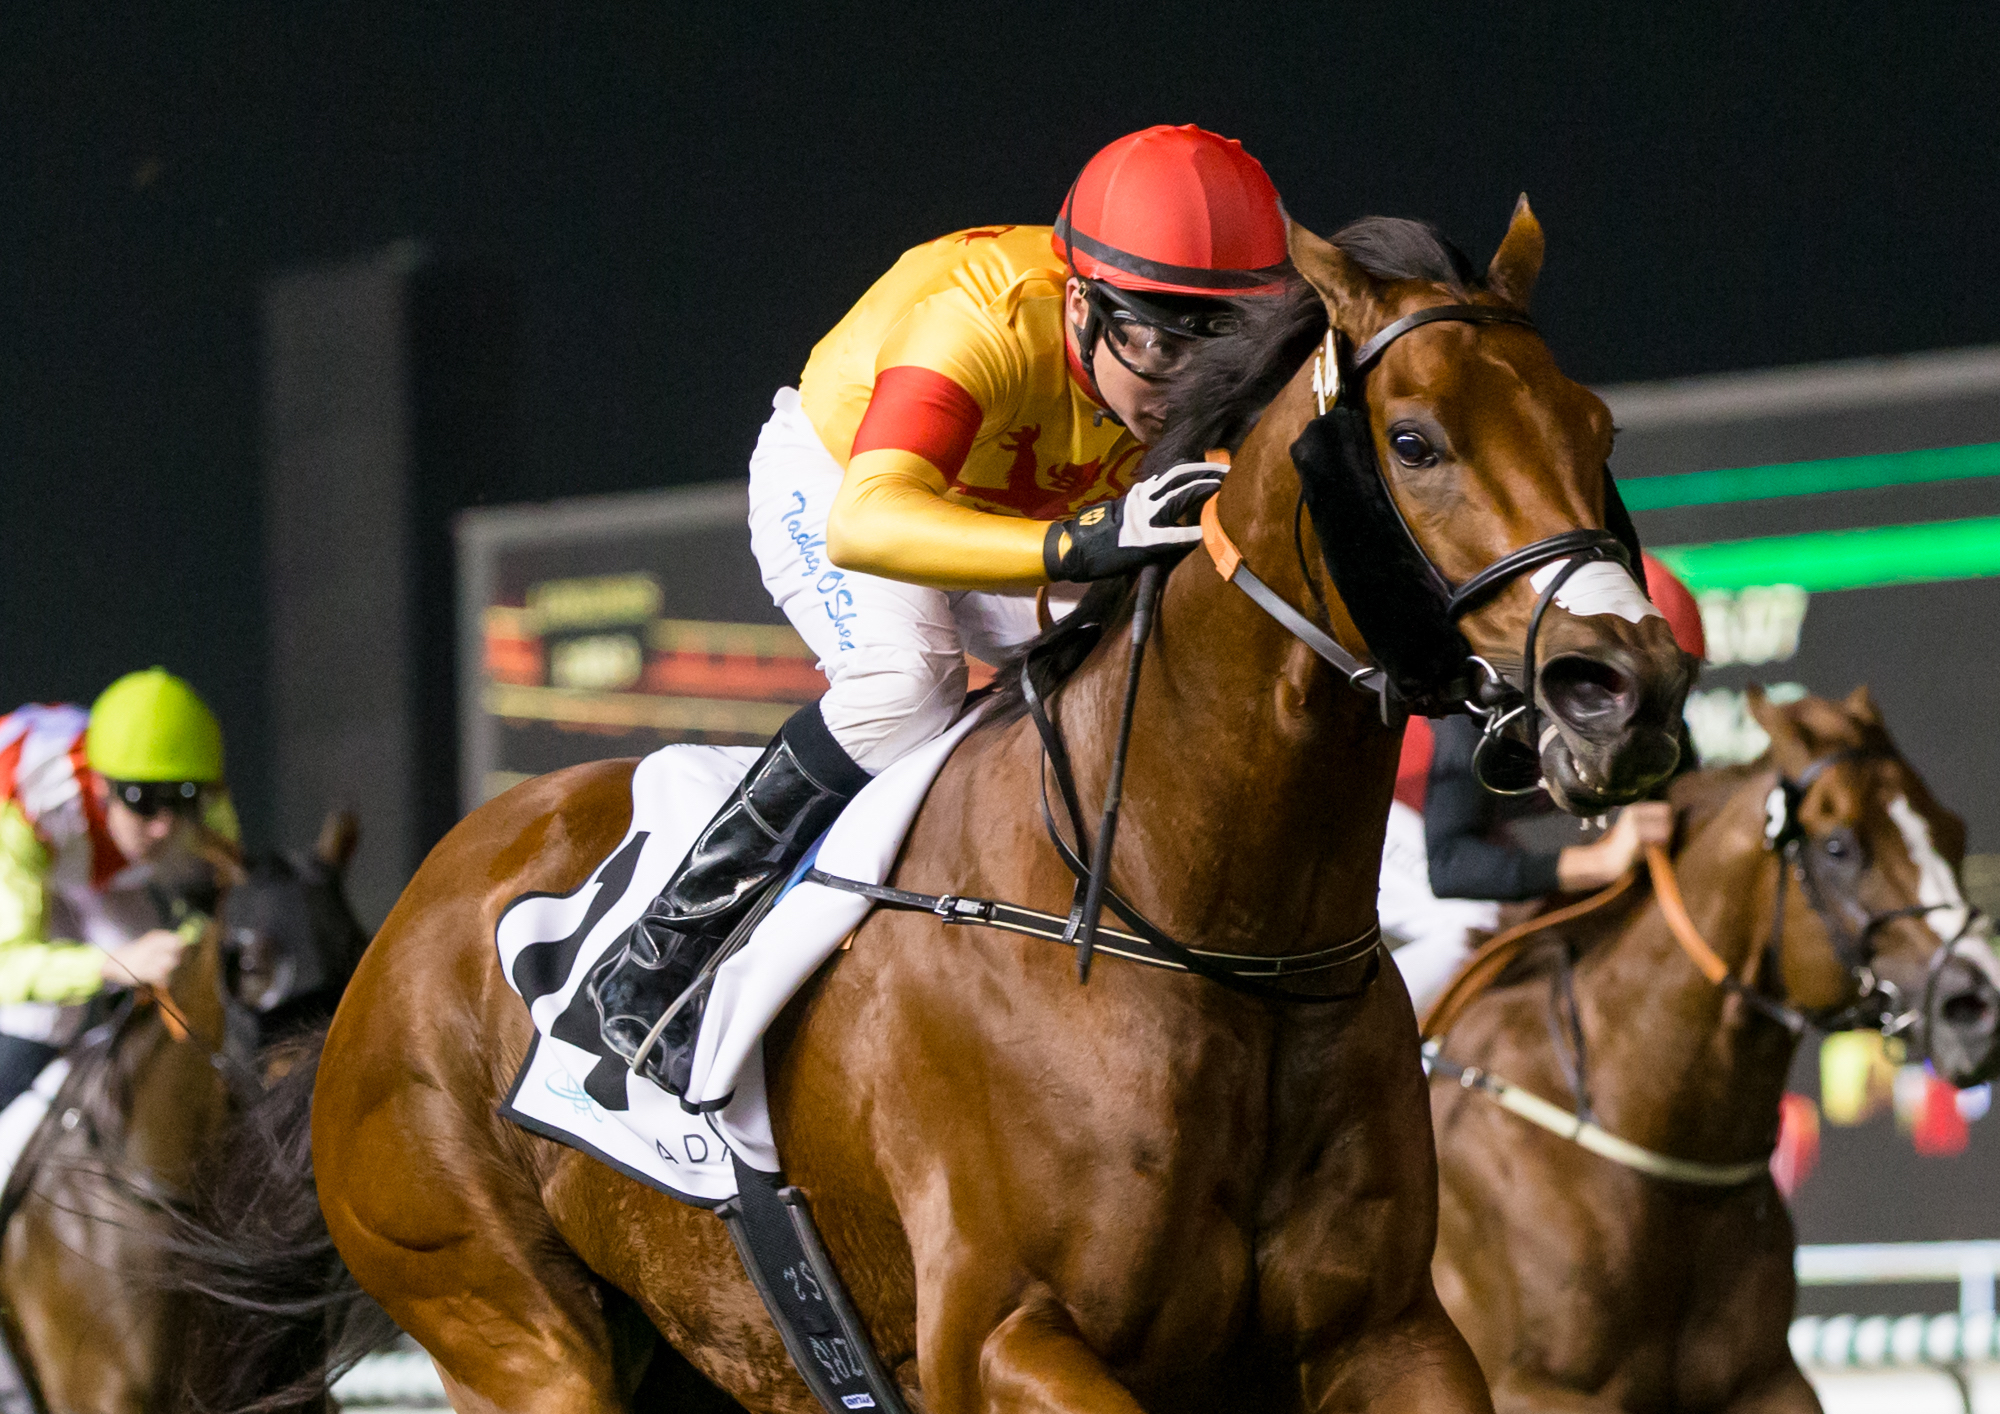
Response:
[962,1287,1151,1414]
[1720,1365,1823,1414]
[1298,1293,1492,1414]
[1273,993,1494,1414]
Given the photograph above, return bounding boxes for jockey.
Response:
[591,124,1294,1093]
[0,669,239,1113]
[1384,555,1707,1015]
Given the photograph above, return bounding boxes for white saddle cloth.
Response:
[497,707,986,1205]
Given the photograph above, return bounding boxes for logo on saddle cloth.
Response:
[944,424,1142,520]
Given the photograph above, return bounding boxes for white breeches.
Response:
[1378,801,1501,1017]
[746,388,1074,774]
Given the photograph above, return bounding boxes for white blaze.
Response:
[1529,559,1665,626]
[1886,795,1974,944]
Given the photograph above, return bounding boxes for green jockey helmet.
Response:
[85,668,225,784]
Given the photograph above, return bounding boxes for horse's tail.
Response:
[169,1027,400,1414]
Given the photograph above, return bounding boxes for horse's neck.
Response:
[1575,787,1799,1158]
[1052,386,1397,956]
[126,929,233,1182]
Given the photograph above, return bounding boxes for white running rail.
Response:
[1797,1242,2000,1320]
[328,1244,2000,1406]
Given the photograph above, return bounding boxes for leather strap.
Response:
[1426,1044,1772,1188]
[1418,872,1637,1040]
[1445,529,1631,620]
[1350,304,1536,375]
[1200,497,1386,695]
[1645,843,1731,985]
[803,868,1382,986]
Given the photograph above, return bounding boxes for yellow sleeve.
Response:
[828,450,1050,590]
[0,801,106,1006]
[824,291,1053,591]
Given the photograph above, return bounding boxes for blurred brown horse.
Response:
[0,903,237,1414]
[1427,689,2000,1413]
[0,815,363,1414]
[193,202,1694,1414]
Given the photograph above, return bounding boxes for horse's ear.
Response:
[317,810,360,873]
[1289,220,1379,329]
[1486,194,1544,311]
[1843,684,1882,726]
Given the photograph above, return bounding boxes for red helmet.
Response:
[1642,552,1706,660]
[1054,125,1290,299]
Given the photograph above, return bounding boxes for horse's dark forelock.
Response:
[1330,215,1481,292]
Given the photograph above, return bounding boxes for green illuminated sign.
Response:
[1621,441,2000,511]
[1652,515,2000,593]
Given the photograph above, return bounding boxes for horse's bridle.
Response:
[1749,750,1986,1048]
[1230,305,1645,794]
[840,304,1651,1003]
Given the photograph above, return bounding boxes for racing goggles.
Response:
[1085,283,1240,382]
[107,779,204,818]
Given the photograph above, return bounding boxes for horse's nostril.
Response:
[1941,991,1995,1029]
[1540,655,1637,734]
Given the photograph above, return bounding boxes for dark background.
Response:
[5,2,2000,845]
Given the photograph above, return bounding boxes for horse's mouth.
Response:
[1927,953,2000,1087]
[1539,724,1682,815]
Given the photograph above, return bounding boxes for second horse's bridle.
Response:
[1749,750,1984,1045]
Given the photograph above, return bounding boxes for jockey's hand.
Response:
[1557,801,1676,892]
[101,928,189,990]
[1044,462,1226,581]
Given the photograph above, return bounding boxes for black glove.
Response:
[1043,462,1227,581]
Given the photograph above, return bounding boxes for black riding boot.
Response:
[587,703,869,1095]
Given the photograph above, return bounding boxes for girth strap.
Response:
[803,867,1383,986]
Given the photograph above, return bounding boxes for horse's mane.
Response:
[978,217,1474,726]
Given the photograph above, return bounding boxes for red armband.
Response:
[851,366,982,477]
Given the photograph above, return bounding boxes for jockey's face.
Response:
[99,781,194,865]
[1065,279,1172,445]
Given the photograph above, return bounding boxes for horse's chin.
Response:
[1926,952,2000,1087]
[1539,727,1681,816]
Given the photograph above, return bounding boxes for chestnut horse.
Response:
[0,815,364,1414]
[194,203,1693,1414]
[1426,688,2000,1413]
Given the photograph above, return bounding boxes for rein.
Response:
[1420,847,1784,1189]
[806,303,1640,1004]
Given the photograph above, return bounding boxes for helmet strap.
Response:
[1064,272,1123,427]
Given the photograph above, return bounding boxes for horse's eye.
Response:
[1389,429,1437,467]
